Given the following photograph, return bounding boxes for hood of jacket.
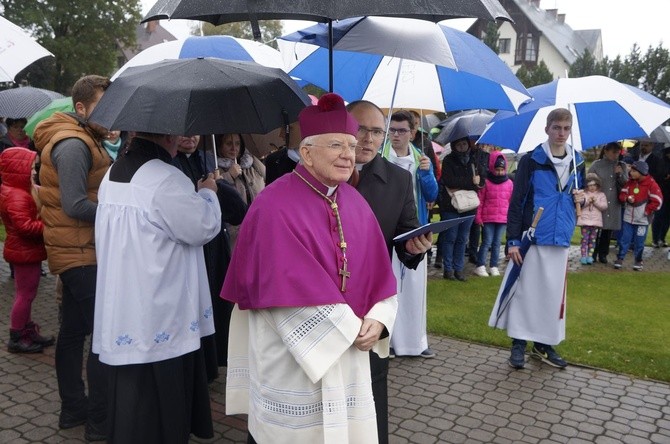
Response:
[0,147,36,190]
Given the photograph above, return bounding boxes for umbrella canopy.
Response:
[648,125,670,144]
[144,0,511,27]
[279,17,530,113]
[0,16,54,83]
[25,96,74,138]
[0,86,64,119]
[112,35,284,80]
[89,58,310,136]
[435,110,494,145]
[478,76,670,153]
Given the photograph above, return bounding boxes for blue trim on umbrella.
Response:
[281,17,362,47]
[478,110,540,151]
[179,36,255,62]
[575,101,647,148]
[437,69,515,111]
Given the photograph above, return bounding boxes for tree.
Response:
[482,21,500,54]
[516,60,554,88]
[0,0,141,93]
[195,20,284,49]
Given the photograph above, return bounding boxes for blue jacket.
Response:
[507,145,585,248]
[381,142,438,225]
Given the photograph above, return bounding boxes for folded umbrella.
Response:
[0,86,64,119]
[491,208,544,327]
[112,35,284,80]
[89,58,310,136]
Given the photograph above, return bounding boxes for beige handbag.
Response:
[447,188,480,213]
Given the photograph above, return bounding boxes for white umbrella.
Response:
[112,35,284,80]
[0,16,53,83]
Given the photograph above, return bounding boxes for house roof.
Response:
[512,0,601,64]
[120,21,176,62]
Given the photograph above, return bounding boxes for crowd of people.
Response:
[0,74,668,443]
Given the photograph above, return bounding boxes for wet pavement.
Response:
[0,245,668,443]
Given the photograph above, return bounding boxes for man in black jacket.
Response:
[347,100,432,444]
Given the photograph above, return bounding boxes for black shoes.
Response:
[84,421,107,442]
[508,341,526,369]
[443,270,455,280]
[454,271,467,282]
[58,408,87,429]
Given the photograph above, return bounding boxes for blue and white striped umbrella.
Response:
[478,76,670,152]
[279,16,530,113]
[112,35,283,80]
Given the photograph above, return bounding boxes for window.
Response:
[515,33,538,64]
[498,38,511,54]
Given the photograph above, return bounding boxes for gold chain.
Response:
[293,170,350,292]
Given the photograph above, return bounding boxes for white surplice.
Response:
[226,296,397,444]
[389,254,428,355]
[488,245,568,345]
[93,160,221,365]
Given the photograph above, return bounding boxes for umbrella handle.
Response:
[531,207,544,229]
[575,201,582,217]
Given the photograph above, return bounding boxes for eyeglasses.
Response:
[305,142,358,153]
[357,126,385,138]
[388,127,410,136]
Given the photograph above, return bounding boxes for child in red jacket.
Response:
[0,147,53,353]
[614,161,663,271]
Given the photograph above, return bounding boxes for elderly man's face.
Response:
[640,141,654,154]
[350,105,385,165]
[301,133,356,186]
[177,135,200,154]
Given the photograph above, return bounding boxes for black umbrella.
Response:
[0,86,64,119]
[143,0,512,90]
[88,58,310,136]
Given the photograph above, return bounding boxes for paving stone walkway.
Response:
[0,247,668,443]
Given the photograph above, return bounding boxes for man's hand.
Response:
[405,232,433,255]
[508,245,522,266]
[572,188,585,204]
[198,173,217,192]
[353,319,385,351]
[418,155,431,171]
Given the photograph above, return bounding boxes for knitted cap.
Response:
[298,93,358,139]
[631,160,649,175]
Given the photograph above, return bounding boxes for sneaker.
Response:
[652,240,661,248]
[389,348,396,359]
[489,267,500,277]
[586,257,594,265]
[531,344,567,368]
[420,348,436,358]
[443,270,456,280]
[508,342,526,369]
[633,261,643,271]
[613,259,623,269]
[454,271,467,282]
[473,265,489,277]
[580,257,588,265]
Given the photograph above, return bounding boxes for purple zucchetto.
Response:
[298,93,358,139]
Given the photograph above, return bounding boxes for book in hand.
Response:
[393,215,475,243]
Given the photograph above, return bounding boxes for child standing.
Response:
[614,161,663,271]
[473,151,513,277]
[577,173,608,264]
[0,147,53,353]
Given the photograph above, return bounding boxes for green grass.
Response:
[0,223,5,242]
[427,272,670,382]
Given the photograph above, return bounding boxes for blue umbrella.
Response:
[278,16,530,113]
[492,208,544,327]
[478,76,670,153]
[112,35,284,80]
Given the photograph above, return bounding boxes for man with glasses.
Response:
[380,110,438,359]
[222,93,398,444]
[347,100,432,444]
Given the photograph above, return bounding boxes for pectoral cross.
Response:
[339,259,350,292]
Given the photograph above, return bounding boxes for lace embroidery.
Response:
[256,394,371,417]
[284,305,335,349]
